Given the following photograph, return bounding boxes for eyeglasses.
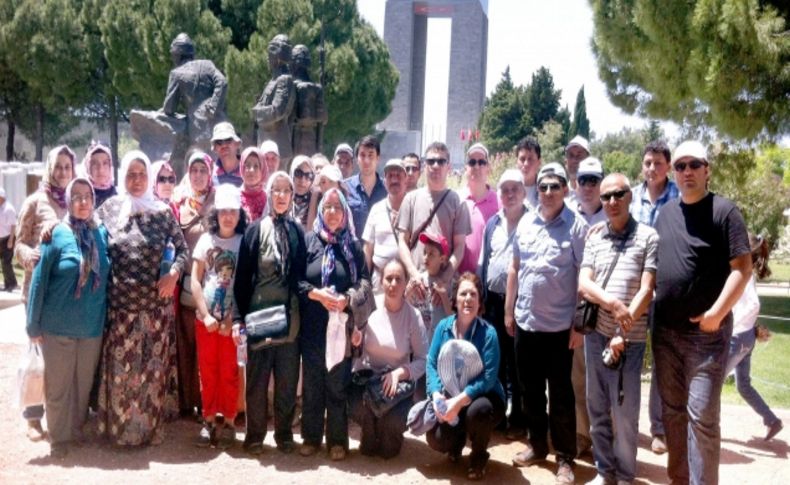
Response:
[70,195,93,204]
[214,138,234,146]
[404,166,420,174]
[157,176,177,184]
[600,189,630,202]
[424,157,448,167]
[466,158,488,167]
[322,204,344,213]
[271,188,293,197]
[673,159,707,172]
[538,182,563,193]
[577,175,601,187]
[294,168,315,181]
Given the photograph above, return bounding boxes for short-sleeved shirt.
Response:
[345,173,387,240]
[397,187,472,272]
[576,203,607,227]
[362,198,400,290]
[513,204,588,332]
[0,200,16,238]
[630,179,679,227]
[653,193,750,330]
[213,157,243,187]
[457,187,499,274]
[193,232,243,321]
[581,219,658,341]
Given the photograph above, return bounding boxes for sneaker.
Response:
[195,425,213,448]
[576,433,592,457]
[651,435,667,454]
[585,475,616,485]
[556,460,575,484]
[766,420,783,441]
[26,419,47,442]
[299,443,319,457]
[512,446,547,467]
[50,442,68,459]
[217,425,235,450]
[328,445,346,461]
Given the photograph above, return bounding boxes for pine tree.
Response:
[478,67,527,154]
[568,86,590,139]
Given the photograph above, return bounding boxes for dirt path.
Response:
[1,339,788,484]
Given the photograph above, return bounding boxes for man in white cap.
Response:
[333,143,354,180]
[0,188,17,291]
[362,158,408,290]
[565,135,591,191]
[458,142,499,274]
[211,121,242,187]
[259,140,281,176]
[505,162,588,484]
[478,169,529,440]
[652,141,751,485]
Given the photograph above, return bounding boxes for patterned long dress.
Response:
[96,196,188,446]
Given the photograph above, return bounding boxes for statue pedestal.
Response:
[130,110,193,177]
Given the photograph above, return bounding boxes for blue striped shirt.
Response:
[629,179,679,227]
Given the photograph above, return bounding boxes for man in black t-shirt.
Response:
[652,140,751,485]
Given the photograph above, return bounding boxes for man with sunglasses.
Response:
[345,135,387,239]
[578,173,658,485]
[458,143,499,274]
[652,141,751,485]
[211,122,243,187]
[505,163,587,484]
[402,153,422,192]
[629,139,679,456]
[397,141,470,298]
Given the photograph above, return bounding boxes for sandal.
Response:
[329,445,347,461]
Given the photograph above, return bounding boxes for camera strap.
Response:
[617,352,626,406]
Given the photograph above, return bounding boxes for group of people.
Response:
[12,120,783,485]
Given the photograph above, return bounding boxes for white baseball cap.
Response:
[466,142,489,159]
[383,158,406,173]
[577,157,604,179]
[671,140,708,165]
[259,140,279,156]
[537,162,568,184]
[565,135,590,154]
[497,169,524,191]
[214,184,241,210]
[211,122,241,143]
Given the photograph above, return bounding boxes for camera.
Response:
[602,347,620,369]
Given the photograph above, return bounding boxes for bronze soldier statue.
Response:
[291,44,327,157]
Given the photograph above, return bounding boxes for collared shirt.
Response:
[0,200,16,238]
[345,173,387,239]
[581,218,658,342]
[512,204,588,332]
[478,206,528,295]
[629,179,679,227]
[457,186,499,274]
[213,157,243,187]
[361,198,400,290]
[524,184,539,211]
[576,203,608,227]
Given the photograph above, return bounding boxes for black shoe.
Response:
[277,440,295,454]
[234,412,246,428]
[766,420,783,441]
[217,425,235,450]
[50,442,69,459]
[242,436,264,455]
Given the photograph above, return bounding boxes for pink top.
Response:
[457,187,499,274]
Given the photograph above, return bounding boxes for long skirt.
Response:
[97,304,179,446]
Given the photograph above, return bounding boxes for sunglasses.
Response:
[466,158,488,167]
[424,157,448,167]
[294,168,315,181]
[214,138,235,146]
[600,189,630,202]
[157,175,177,184]
[538,182,562,193]
[404,166,420,174]
[673,159,707,172]
[577,175,601,187]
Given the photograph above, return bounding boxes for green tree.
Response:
[535,120,566,163]
[524,67,561,132]
[568,86,590,139]
[590,0,790,139]
[478,67,527,154]
[556,105,572,148]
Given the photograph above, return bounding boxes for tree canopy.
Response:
[590,0,790,140]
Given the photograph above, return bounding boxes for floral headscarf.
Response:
[313,187,357,287]
[44,145,76,209]
[64,177,101,297]
[117,150,167,220]
[80,141,114,190]
[240,147,269,221]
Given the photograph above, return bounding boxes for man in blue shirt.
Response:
[505,163,588,484]
[345,135,387,239]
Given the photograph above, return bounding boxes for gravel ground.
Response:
[0,339,788,485]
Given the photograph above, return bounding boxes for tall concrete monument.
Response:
[379,0,488,163]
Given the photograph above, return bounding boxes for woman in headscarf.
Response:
[290,155,314,228]
[96,150,188,446]
[26,177,110,458]
[172,149,215,418]
[232,171,306,456]
[15,144,76,440]
[239,147,269,223]
[80,142,116,208]
[297,187,370,461]
[150,159,179,216]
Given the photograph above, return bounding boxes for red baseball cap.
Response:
[419,231,449,256]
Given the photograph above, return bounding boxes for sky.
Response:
[357,0,673,141]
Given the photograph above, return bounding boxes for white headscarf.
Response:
[117,150,167,220]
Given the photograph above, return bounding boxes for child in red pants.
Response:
[190,184,247,448]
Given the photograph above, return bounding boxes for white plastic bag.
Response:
[17,344,45,409]
[325,311,348,371]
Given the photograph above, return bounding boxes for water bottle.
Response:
[236,327,247,367]
[435,397,459,426]
[159,237,175,278]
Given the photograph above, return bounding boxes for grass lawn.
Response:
[721,295,790,409]
[767,262,790,284]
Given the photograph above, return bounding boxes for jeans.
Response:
[515,327,576,461]
[725,329,779,427]
[245,341,300,445]
[653,321,732,485]
[585,331,645,482]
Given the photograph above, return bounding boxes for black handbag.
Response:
[353,369,416,418]
[245,304,289,342]
[573,226,633,334]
